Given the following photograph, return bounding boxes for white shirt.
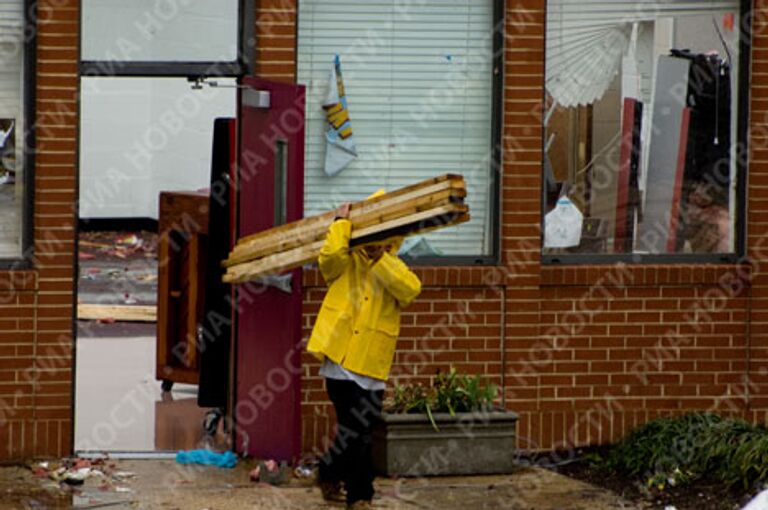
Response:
[320,358,386,391]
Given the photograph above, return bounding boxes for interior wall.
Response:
[589,74,621,243]
[79,78,236,219]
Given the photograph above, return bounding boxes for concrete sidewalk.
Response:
[0,459,643,509]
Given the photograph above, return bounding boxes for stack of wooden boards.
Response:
[222,174,469,284]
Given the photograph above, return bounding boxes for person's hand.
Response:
[364,243,392,262]
[335,202,351,220]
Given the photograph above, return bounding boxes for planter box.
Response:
[372,410,518,477]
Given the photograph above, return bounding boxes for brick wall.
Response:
[3,0,761,463]
[530,265,751,449]
[0,0,79,461]
[747,0,768,423]
[253,0,768,456]
[254,0,297,83]
[300,268,506,453]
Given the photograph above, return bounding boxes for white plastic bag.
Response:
[544,196,584,249]
[742,489,768,510]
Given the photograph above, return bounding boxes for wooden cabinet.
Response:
[156,191,209,389]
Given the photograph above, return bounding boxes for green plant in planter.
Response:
[385,368,498,430]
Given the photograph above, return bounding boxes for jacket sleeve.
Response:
[370,252,422,308]
[318,219,352,283]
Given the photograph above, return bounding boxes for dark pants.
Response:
[319,378,384,505]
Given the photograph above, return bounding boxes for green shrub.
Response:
[597,412,768,491]
[602,412,723,477]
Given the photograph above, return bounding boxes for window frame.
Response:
[403,0,503,267]
[0,0,36,268]
[75,2,252,225]
[540,0,752,266]
[297,0,504,267]
[78,0,255,78]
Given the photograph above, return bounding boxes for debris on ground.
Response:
[78,231,159,312]
[3,458,637,509]
[27,456,138,495]
[293,460,316,480]
[176,449,238,468]
[249,459,290,486]
[79,230,157,261]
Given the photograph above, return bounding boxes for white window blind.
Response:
[547,0,739,107]
[297,0,495,257]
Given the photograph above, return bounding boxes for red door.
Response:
[234,78,305,461]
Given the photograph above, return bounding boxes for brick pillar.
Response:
[501,0,545,449]
[0,0,79,461]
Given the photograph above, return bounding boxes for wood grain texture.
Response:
[77,304,157,322]
[224,203,469,284]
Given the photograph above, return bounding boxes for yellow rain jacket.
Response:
[307,219,422,380]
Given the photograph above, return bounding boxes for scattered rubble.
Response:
[78,231,159,314]
[25,456,141,508]
[79,230,156,261]
[249,459,291,486]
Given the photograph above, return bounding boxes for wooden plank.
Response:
[231,173,463,249]
[224,185,465,267]
[229,179,463,259]
[225,241,323,283]
[78,304,157,322]
[350,203,467,240]
[350,211,470,247]
[226,177,464,264]
[223,212,468,284]
[224,203,468,284]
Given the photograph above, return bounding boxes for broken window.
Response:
[296,0,499,259]
[543,1,743,258]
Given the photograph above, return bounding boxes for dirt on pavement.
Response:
[0,458,643,510]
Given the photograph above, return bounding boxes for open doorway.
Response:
[73,0,250,454]
[74,77,237,453]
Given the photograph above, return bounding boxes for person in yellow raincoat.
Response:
[307,199,421,509]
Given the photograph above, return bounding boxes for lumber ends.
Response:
[223,174,468,284]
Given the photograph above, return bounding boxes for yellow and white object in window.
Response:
[322,55,358,177]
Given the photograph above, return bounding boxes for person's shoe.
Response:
[319,480,345,503]
[346,500,373,509]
